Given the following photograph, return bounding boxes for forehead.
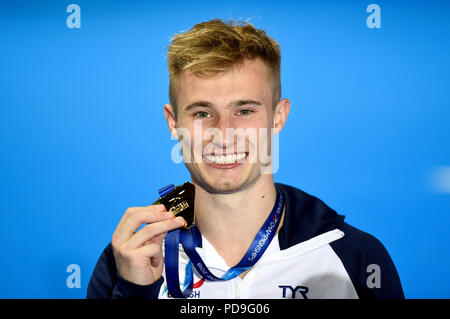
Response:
[176,58,273,109]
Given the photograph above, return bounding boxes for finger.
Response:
[142,233,167,268]
[133,242,162,261]
[119,207,173,237]
[132,242,164,268]
[117,204,167,231]
[113,206,173,245]
[126,217,185,249]
[143,232,167,247]
[150,252,162,268]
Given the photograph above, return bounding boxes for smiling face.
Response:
[164,58,290,194]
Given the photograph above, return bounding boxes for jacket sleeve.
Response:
[86,243,164,299]
[330,222,405,299]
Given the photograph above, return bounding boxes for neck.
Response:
[193,176,280,266]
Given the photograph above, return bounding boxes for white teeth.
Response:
[205,153,246,165]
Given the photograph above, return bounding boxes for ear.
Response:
[273,98,291,133]
[163,104,179,139]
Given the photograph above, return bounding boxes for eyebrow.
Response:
[183,99,263,112]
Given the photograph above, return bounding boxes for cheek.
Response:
[240,116,274,141]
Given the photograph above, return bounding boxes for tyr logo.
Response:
[279,285,309,299]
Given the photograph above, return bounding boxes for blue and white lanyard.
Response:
[162,185,284,298]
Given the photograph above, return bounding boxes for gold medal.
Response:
[152,182,195,229]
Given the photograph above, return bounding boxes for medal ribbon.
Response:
[163,185,284,298]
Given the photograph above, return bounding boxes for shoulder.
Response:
[275,182,404,299]
[330,221,404,298]
[335,220,388,257]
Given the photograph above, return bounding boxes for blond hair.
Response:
[165,18,281,113]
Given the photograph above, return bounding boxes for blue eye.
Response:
[194,111,211,119]
[237,109,253,116]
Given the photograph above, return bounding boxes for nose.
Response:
[210,115,235,150]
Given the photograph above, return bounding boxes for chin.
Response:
[191,169,260,195]
[191,176,244,194]
[208,181,245,194]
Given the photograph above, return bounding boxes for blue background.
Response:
[1,0,449,298]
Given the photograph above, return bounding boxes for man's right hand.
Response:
[111,204,186,285]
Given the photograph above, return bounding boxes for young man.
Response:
[87,19,404,299]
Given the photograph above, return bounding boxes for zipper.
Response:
[235,280,243,299]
